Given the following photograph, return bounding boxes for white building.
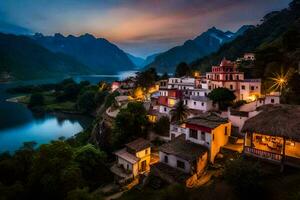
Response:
[205,58,262,101]
[168,77,196,90]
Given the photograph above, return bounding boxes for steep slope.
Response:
[126,53,145,68]
[145,26,252,73]
[31,33,135,74]
[190,1,300,75]
[0,33,90,80]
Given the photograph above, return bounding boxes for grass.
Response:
[15,92,79,113]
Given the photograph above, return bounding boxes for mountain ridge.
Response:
[31,33,136,74]
[144,25,254,73]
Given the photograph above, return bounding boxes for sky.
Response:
[0,0,291,58]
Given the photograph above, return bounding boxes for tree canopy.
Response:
[208,88,236,110]
[175,62,191,77]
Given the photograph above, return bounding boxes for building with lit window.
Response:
[205,58,261,101]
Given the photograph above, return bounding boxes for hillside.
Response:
[0,33,90,80]
[190,0,300,76]
[31,33,136,74]
[145,26,253,73]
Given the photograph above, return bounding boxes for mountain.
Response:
[0,33,90,80]
[145,26,253,73]
[190,0,300,77]
[126,53,145,68]
[144,53,160,66]
[31,33,136,74]
[0,21,32,35]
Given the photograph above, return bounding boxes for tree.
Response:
[224,157,263,198]
[27,141,83,199]
[160,72,169,80]
[112,102,149,148]
[76,91,97,113]
[135,68,158,89]
[74,144,112,189]
[28,93,44,107]
[175,62,191,77]
[153,116,170,136]
[66,188,97,200]
[208,88,236,110]
[170,100,190,122]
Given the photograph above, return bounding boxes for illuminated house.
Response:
[205,58,261,101]
[111,138,151,183]
[151,135,208,187]
[168,113,231,163]
[242,104,300,168]
[157,89,182,114]
[168,77,196,90]
[183,88,215,112]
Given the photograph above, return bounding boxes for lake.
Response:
[0,71,137,153]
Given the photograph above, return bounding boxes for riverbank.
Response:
[6,94,86,115]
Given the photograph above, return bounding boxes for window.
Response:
[201,102,204,106]
[271,98,274,103]
[164,107,167,112]
[241,85,245,90]
[177,160,185,169]
[251,86,255,90]
[201,132,205,141]
[236,75,239,80]
[145,149,148,155]
[212,134,215,141]
[164,155,168,163]
[225,127,228,135]
[230,85,233,90]
[194,101,196,105]
[189,129,198,139]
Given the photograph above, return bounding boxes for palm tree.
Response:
[170,100,190,122]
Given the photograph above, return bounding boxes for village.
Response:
[101,53,300,195]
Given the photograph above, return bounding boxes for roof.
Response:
[242,104,300,141]
[114,148,139,164]
[151,162,190,183]
[189,96,210,102]
[125,138,151,152]
[159,135,208,161]
[185,113,228,129]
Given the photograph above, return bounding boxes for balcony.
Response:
[244,146,282,162]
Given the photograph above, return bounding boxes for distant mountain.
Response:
[126,53,145,68]
[0,21,32,35]
[0,33,90,80]
[145,26,253,73]
[144,53,160,66]
[31,33,135,74]
[190,0,300,77]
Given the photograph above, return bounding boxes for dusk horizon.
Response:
[0,0,291,57]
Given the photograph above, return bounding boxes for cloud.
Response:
[0,0,291,56]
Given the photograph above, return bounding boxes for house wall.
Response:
[228,110,259,132]
[159,151,191,173]
[117,157,139,177]
[159,105,172,114]
[186,99,213,112]
[239,81,261,101]
[186,128,211,148]
[210,123,231,163]
[169,124,188,140]
[136,147,151,173]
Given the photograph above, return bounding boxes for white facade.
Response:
[169,124,188,140]
[167,77,196,90]
[159,105,172,114]
[186,128,211,148]
[159,151,192,173]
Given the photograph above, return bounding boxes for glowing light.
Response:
[133,87,144,99]
[269,68,292,92]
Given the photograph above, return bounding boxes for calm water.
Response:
[0,71,137,153]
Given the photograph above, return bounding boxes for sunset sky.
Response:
[0,0,291,57]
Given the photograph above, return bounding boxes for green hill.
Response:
[0,33,90,80]
[190,0,300,79]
